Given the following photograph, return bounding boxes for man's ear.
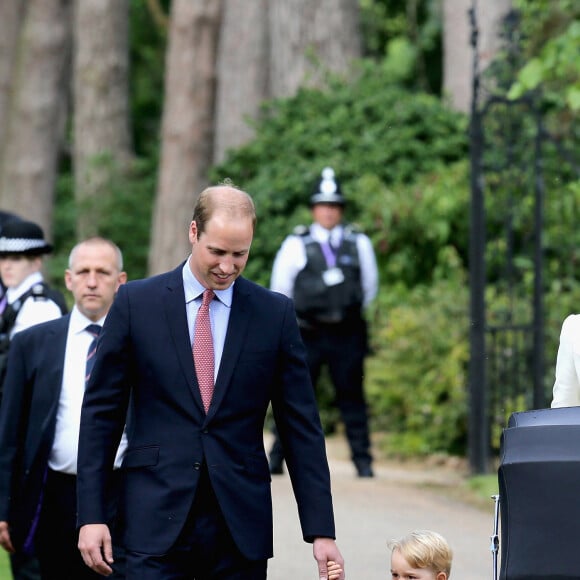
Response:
[435,573,447,580]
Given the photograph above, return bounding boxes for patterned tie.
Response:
[194,289,215,412]
[85,324,102,383]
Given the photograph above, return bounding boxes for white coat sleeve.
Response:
[270,235,307,299]
[356,233,379,308]
[551,314,580,408]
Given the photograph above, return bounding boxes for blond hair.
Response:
[389,530,452,577]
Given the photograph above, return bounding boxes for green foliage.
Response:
[315,368,342,435]
[508,21,580,111]
[366,272,469,457]
[351,162,470,290]
[358,165,471,458]
[508,1,580,112]
[129,0,167,155]
[51,155,157,291]
[359,0,442,92]
[468,475,499,501]
[211,59,468,287]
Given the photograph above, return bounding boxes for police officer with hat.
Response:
[0,219,67,335]
[0,219,68,580]
[0,219,67,580]
[268,168,378,477]
[0,219,68,395]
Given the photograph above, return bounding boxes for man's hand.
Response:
[0,521,14,553]
[313,537,345,580]
[78,523,114,576]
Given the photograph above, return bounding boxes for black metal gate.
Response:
[468,7,579,473]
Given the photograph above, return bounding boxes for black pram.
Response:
[496,406,580,579]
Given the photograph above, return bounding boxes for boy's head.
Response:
[0,220,53,288]
[389,530,452,580]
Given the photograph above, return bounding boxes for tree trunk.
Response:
[148,0,223,276]
[0,0,72,239]
[478,0,513,71]
[73,0,132,238]
[213,0,269,164]
[269,0,362,99]
[0,0,25,149]
[443,0,512,112]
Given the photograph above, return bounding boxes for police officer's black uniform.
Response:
[268,168,377,477]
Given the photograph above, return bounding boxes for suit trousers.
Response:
[125,464,267,580]
[35,469,125,580]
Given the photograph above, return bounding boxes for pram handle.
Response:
[491,494,500,580]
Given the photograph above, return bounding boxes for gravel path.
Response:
[267,435,495,579]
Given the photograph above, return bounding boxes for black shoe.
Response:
[355,461,374,478]
[269,457,284,475]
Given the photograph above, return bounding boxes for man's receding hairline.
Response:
[203,185,254,208]
[198,185,256,228]
[68,237,124,271]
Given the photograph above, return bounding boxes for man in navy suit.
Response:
[77,185,345,579]
[0,237,127,579]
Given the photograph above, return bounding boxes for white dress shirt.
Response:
[551,314,580,408]
[49,306,128,473]
[182,260,233,381]
[270,222,379,307]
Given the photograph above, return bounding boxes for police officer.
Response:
[0,219,67,580]
[0,219,67,337]
[268,167,378,477]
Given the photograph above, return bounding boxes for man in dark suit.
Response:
[0,237,127,579]
[77,185,345,580]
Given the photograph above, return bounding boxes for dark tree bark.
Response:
[148,0,223,275]
[443,0,512,112]
[0,0,26,149]
[269,0,362,99]
[73,0,132,237]
[0,0,72,239]
[213,0,269,164]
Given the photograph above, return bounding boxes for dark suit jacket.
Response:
[0,315,70,550]
[77,266,335,560]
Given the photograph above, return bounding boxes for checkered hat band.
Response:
[0,237,48,252]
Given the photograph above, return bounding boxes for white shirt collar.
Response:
[69,305,106,335]
[182,259,233,307]
[310,222,344,244]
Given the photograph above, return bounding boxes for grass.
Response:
[468,474,500,499]
[465,474,500,510]
[0,549,12,579]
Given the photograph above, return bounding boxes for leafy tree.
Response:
[360,0,442,93]
[508,0,580,113]
[211,59,468,287]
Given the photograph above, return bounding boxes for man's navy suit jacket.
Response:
[0,315,71,549]
[77,266,335,560]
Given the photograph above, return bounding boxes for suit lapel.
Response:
[41,316,69,409]
[27,316,69,465]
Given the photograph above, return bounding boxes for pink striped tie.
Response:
[194,289,215,412]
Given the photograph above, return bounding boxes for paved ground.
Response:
[267,435,495,579]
